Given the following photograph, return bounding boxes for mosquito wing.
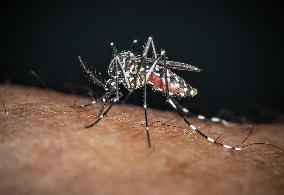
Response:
[164,60,202,72]
[146,58,201,72]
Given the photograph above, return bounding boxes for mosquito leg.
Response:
[85,96,118,128]
[109,43,120,101]
[142,37,157,59]
[130,37,157,94]
[72,100,97,108]
[127,37,161,102]
[72,92,110,108]
[124,39,138,100]
[123,91,133,103]
[110,42,130,90]
[141,49,165,147]
[85,102,109,128]
[168,98,242,150]
[149,37,157,59]
[143,56,151,148]
[171,98,232,126]
[132,37,159,91]
[82,43,123,128]
[29,70,47,88]
[161,51,241,151]
[145,51,164,81]
[197,114,232,126]
[114,53,120,101]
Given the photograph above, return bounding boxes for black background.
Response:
[1,1,283,120]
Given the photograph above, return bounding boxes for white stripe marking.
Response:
[143,104,147,109]
[207,137,215,142]
[221,119,231,126]
[190,125,196,130]
[182,107,189,113]
[223,144,232,149]
[168,99,177,109]
[211,117,221,122]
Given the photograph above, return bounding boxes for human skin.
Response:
[0,84,284,195]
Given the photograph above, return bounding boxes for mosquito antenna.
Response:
[29,70,47,88]
[78,56,105,88]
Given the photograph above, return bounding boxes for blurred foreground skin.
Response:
[0,84,284,195]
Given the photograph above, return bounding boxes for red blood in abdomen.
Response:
[147,74,182,94]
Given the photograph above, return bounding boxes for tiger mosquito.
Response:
[77,37,242,150]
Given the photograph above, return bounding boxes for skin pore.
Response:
[0,84,284,195]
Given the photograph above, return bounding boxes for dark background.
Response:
[1,1,283,121]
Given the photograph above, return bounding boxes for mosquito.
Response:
[77,37,243,150]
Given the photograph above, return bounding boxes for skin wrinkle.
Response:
[0,84,284,195]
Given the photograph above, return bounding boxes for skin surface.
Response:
[0,84,284,195]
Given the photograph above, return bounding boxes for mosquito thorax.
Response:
[107,51,145,91]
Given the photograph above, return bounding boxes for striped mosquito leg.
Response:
[143,51,151,147]
[177,104,231,126]
[183,117,242,150]
[73,100,97,108]
[85,97,118,128]
[72,92,110,109]
[197,114,231,126]
[142,37,157,59]
[167,98,242,151]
